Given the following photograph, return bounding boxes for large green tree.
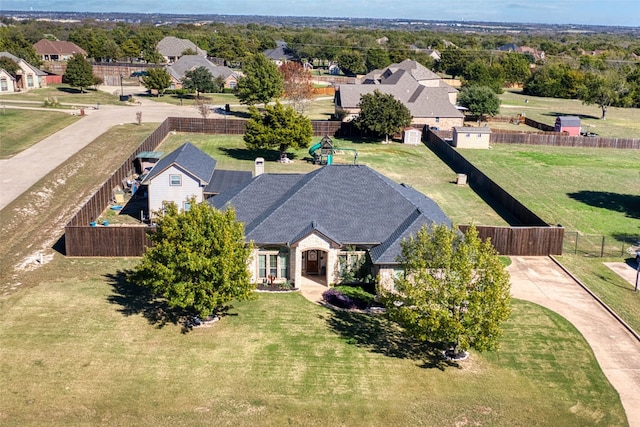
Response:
[244,101,312,158]
[131,199,254,319]
[142,67,172,96]
[182,66,216,98]
[236,53,284,105]
[378,224,512,359]
[500,52,531,86]
[579,70,629,120]
[64,53,95,93]
[336,50,366,76]
[457,85,501,122]
[354,90,412,143]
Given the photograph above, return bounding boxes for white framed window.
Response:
[169,174,182,186]
[258,249,289,279]
[0,78,7,91]
[27,74,34,88]
[435,117,440,123]
[183,201,191,212]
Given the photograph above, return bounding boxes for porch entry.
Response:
[302,249,327,277]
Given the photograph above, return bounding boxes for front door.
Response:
[306,250,319,275]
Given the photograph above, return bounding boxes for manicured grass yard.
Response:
[459,143,640,240]
[158,134,509,227]
[0,109,79,158]
[0,257,627,426]
[0,84,121,106]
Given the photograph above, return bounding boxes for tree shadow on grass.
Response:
[219,147,299,161]
[540,111,600,121]
[567,191,640,219]
[104,269,192,333]
[325,309,460,370]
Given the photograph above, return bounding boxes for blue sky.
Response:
[2,0,639,27]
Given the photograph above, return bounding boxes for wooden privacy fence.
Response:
[65,118,564,257]
[459,225,564,256]
[65,226,153,257]
[427,129,563,255]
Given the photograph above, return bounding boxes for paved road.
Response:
[0,91,202,211]
[509,256,640,427]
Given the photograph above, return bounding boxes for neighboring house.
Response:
[496,44,545,61]
[0,52,46,91]
[167,55,240,89]
[263,41,295,66]
[142,142,252,217]
[335,59,464,129]
[0,68,16,93]
[210,164,452,289]
[34,39,87,61]
[452,126,491,149]
[157,36,207,64]
[409,45,441,61]
[554,116,581,136]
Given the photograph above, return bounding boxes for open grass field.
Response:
[0,84,121,106]
[498,89,640,139]
[159,133,509,227]
[0,259,627,426]
[459,143,640,240]
[0,109,79,158]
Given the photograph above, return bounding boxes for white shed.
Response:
[452,126,491,149]
[403,128,422,145]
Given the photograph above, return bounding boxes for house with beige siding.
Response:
[334,59,464,129]
[210,164,451,289]
[157,36,206,63]
[0,52,46,91]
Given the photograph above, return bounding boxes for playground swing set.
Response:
[309,135,359,165]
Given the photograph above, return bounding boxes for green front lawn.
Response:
[0,109,79,158]
[0,84,121,106]
[0,262,626,426]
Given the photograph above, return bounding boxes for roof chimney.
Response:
[254,157,264,177]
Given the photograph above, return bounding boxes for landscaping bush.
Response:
[322,287,371,309]
[333,285,375,306]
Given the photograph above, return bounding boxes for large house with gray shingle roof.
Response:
[210,164,451,288]
[167,55,240,89]
[335,59,464,129]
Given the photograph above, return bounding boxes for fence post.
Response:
[601,235,605,257]
[575,233,579,255]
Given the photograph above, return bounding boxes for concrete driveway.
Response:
[509,256,640,427]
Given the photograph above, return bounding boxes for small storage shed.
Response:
[452,126,491,149]
[403,127,422,145]
[134,151,164,175]
[554,116,581,136]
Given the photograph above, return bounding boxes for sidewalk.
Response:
[508,256,640,427]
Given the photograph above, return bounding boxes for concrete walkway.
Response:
[508,256,640,427]
[0,88,203,210]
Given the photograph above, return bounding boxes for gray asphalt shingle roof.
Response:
[142,142,216,186]
[210,165,451,263]
[157,36,206,58]
[167,55,236,81]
